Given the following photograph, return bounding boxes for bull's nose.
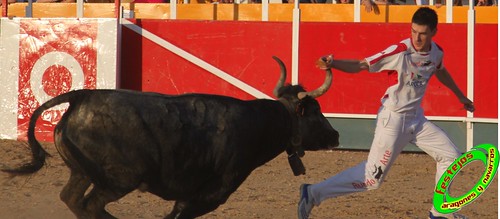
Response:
[330,134,340,149]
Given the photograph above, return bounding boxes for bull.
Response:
[3,56,339,219]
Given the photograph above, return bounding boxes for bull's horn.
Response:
[297,69,333,99]
[272,56,287,98]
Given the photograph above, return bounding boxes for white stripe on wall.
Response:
[97,18,119,89]
[0,18,20,139]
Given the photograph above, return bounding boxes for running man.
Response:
[298,7,474,219]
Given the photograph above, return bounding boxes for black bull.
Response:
[3,56,339,219]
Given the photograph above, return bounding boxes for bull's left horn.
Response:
[297,69,333,99]
[272,56,287,98]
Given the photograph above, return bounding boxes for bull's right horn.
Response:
[272,56,287,98]
[297,69,333,99]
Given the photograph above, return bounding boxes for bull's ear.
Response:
[297,92,308,99]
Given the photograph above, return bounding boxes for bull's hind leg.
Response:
[81,185,134,219]
[62,170,134,219]
[165,200,222,219]
[60,170,92,218]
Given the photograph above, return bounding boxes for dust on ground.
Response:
[0,139,497,219]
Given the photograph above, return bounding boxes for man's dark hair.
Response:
[412,7,438,31]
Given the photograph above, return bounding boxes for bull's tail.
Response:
[2,90,87,175]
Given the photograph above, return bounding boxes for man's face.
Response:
[411,23,436,52]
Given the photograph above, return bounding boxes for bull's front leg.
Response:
[164,174,246,219]
[165,200,222,219]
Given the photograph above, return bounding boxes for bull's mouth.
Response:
[328,133,340,149]
[304,144,338,151]
[328,144,339,150]
[313,139,340,150]
[329,141,340,149]
[315,142,339,151]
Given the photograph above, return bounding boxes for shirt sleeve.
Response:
[364,43,408,73]
[434,42,445,70]
[437,59,444,70]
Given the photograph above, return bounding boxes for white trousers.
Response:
[309,106,461,214]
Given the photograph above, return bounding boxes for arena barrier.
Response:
[0,18,118,141]
[119,20,497,151]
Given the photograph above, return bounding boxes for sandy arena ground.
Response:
[0,139,497,219]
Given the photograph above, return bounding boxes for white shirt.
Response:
[365,38,444,113]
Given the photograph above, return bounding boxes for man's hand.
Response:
[316,54,334,70]
[362,0,381,15]
[476,0,488,6]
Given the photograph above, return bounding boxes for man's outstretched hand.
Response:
[316,54,334,70]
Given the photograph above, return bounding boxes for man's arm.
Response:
[316,55,369,74]
[435,67,475,112]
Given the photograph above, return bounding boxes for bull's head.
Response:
[272,56,340,175]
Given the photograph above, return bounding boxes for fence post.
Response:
[466,1,476,151]
[291,0,300,85]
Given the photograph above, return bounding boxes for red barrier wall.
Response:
[121,20,497,119]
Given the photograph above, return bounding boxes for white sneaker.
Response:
[298,184,314,219]
[429,211,469,219]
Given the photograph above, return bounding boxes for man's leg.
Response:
[413,119,463,218]
[308,107,412,206]
[413,119,462,184]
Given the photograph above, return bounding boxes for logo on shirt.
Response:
[406,72,427,88]
[410,60,435,72]
[421,61,432,66]
[415,60,432,67]
[410,72,423,79]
